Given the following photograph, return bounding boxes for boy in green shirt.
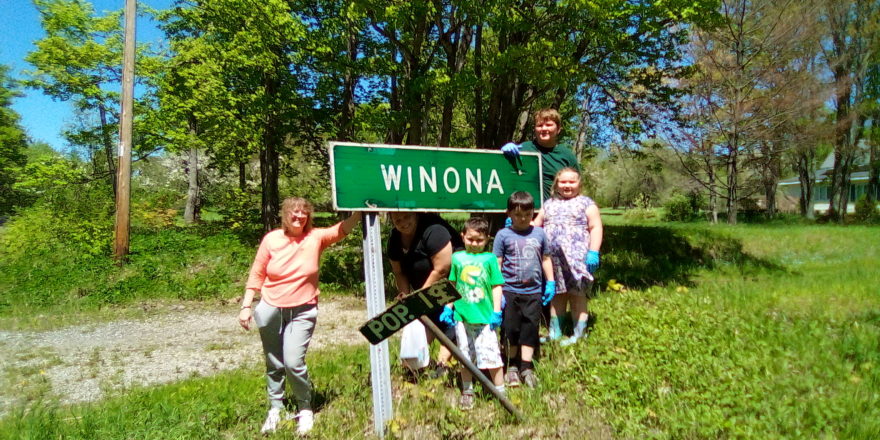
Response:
[440,216,505,410]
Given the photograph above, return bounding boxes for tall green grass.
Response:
[0,217,367,329]
[2,221,878,438]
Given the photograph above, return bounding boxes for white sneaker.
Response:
[296,409,314,435]
[260,407,281,434]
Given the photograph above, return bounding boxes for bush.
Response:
[215,187,262,241]
[854,195,879,223]
[0,189,113,259]
[662,193,696,222]
[622,207,658,222]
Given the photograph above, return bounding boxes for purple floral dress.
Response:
[543,195,595,295]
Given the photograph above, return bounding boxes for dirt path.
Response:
[0,298,367,413]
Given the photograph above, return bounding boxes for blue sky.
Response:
[1,0,170,152]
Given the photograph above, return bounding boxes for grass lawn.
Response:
[1,220,878,438]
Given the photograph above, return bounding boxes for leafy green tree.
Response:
[160,0,310,232]
[24,0,160,194]
[0,65,28,215]
[24,0,125,191]
[820,0,880,221]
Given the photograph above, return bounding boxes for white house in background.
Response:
[778,151,878,214]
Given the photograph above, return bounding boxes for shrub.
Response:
[0,187,113,259]
[622,207,657,222]
[854,195,879,223]
[215,187,262,241]
[662,193,695,222]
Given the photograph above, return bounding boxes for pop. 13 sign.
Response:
[360,280,461,345]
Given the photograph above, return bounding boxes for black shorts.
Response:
[426,307,458,342]
[501,291,542,348]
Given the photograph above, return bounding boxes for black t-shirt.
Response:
[387,214,464,290]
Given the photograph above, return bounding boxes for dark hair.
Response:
[507,191,535,212]
[463,216,490,236]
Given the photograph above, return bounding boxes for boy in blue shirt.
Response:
[492,191,555,388]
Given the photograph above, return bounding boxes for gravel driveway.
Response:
[0,298,368,414]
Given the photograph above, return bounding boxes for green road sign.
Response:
[329,142,543,212]
[360,280,461,345]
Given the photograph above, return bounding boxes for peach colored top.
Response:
[246,223,348,308]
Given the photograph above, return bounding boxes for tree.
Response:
[160,0,310,232]
[820,0,880,221]
[685,0,811,223]
[26,0,125,192]
[0,65,28,215]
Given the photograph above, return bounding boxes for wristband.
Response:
[240,305,251,310]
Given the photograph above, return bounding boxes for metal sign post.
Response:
[362,212,392,438]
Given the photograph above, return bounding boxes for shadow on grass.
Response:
[600,224,783,290]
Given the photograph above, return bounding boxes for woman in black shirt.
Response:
[388,212,464,376]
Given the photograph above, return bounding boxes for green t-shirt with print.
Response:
[448,251,505,324]
[519,140,580,201]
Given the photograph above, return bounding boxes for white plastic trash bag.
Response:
[399,320,429,370]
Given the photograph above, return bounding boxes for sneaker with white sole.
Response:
[521,368,539,388]
[504,367,521,387]
[296,409,314,435]
[459,390,475,410]
[260,407,282,434]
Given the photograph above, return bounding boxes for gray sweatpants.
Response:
[253,301,318,411]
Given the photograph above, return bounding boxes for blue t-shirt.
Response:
[492,226,549,295]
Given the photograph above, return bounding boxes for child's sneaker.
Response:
[429,363,449,380]
[521,369,539,388]
[296,409,314,435]
[260,407,281,434]
[504,367,521,387]
[560,335,580,347]
[459,390,475,410]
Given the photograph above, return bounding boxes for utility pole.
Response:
[114,0,136,262]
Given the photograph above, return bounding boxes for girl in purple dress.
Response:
[535,167,604,346]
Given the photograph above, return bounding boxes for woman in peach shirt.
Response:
[238,197,360,435]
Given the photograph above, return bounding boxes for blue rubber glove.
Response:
[490,311,503,330]
[504,217,512,228]
[439,305,456,326]
[586,250,600,273]
[542,280,556,306]
[501,142,520,158]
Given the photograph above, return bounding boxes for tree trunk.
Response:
[726,143,738,225]
[473,24,484,148]
[797,149,815,218]
[98,104,117,196]
[260,73,282,233]
[574,91,593,159]
[337,30,359,142]
[438,19,472,147]
[870,121,879,201]
[708,166,718,224]
[387,45,404,144]
[259,142,280,233]
[239,161,247,191]
[183,146,200,224]
[183,115,201,224]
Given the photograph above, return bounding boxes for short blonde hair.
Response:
[281,197,314,235]
[534,108,562,127]
[550,167,582,199]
